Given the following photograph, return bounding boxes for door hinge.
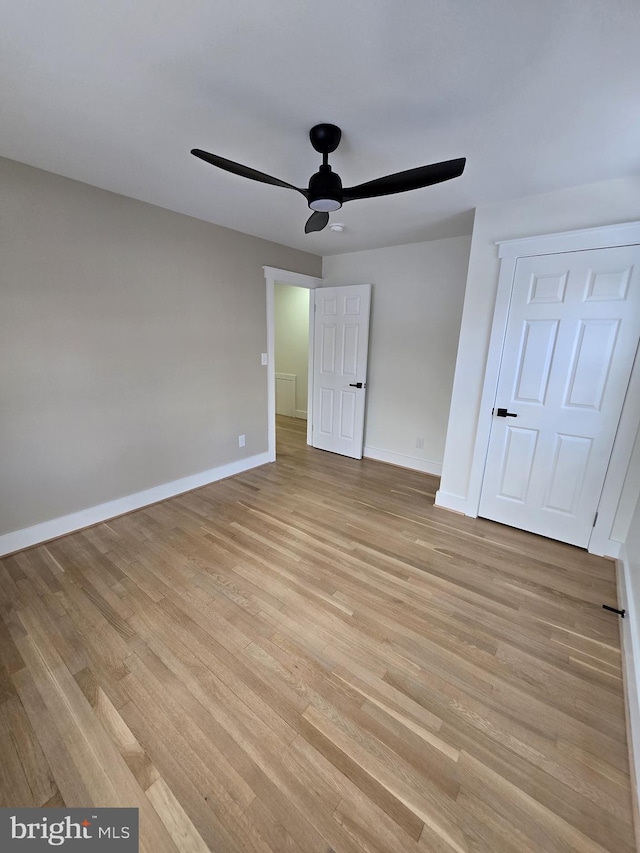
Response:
[593,511,598,527]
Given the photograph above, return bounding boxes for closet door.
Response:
[479,245,640,547]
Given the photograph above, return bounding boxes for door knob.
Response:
[494,407,517,418]
[349,382,364,388]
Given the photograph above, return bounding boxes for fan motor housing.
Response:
[308,165,343,211]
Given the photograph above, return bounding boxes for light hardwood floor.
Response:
[0,415,634,852]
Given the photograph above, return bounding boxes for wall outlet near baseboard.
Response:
[238,434,246,448]
[416,437,424,449]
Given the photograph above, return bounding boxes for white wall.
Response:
[274,284,310,418]
[439,175,640,511]
[619,480,640,832]
[624,494,640,600]
[0,157,321,543]
[612,426,640,543]
[323,235,471,474]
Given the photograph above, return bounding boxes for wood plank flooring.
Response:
[0,414,634,852]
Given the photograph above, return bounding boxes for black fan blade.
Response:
[343,157,465,202]
[191,149,307,196]
[305,211,329,233]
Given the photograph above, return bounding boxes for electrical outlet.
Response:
[238,434,246,448]
[416,437,424,449]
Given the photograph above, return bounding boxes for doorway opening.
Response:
[274,283,310,421]
[274,282,311,457]
[264,266,323,461]
[264,266,373,462]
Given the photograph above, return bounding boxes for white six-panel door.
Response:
[312,285,371,459]
[479,245,640,547]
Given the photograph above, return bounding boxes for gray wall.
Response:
[0,158,321,535]
[323,235,471,474]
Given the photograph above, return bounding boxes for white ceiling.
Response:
[1,0,639,256]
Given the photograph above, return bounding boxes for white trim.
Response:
[605,540,623,560]
[0,452,270,557]
[307,290,316,446]
[589,531,623,559]
[265,272,277,462]
[264,266,323,460]
[466,254,518,514]
[590,340,640,555]
[616,549,640,843]
[363,445,442,476]
[263,266,323,288]
[498,220,640,259]
[466,222,640,556]
[434,490,470,515]
[294,410,307,420]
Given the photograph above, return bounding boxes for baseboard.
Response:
[589,528,623,558]
[616,548,640,847]
[434,489,473,515]
[363,446,442,476]
[294,410,307,420]
[0,451,271,557]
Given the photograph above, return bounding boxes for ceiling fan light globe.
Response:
[309,198,342,212]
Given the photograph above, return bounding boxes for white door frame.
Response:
[466,220,640,557]
[263,266,323,461]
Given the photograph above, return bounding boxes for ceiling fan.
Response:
[191,124,466,234]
